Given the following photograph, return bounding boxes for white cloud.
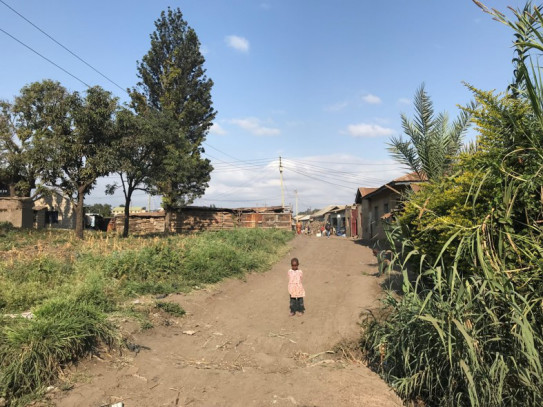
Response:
[190,154,408,210]
[324,101,348,112]
[362,94,382,104]
[225,35,250,52]
[230,118,280,136]
[398,98,412,105]
[209,123,226,135]
[346,123,395,138]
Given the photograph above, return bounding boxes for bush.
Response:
[362,263,543,406]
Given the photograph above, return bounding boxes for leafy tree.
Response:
[85,203,113,217]
[0,80,66,198]
[388,84,474,180]
[0,100,27,197]
[106,108,161,237]
[36,84,119,239]
[130,7,215,232]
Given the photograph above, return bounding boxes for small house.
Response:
[358,173,425,243]
[34,190,76,229]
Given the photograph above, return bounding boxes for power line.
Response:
[284,157,401,166]
[0,0,127,94]
[282,162,391,186]
[0,27,91,88]
[205,167,273,201]
[282,158,400,177]
[284,167,355,191]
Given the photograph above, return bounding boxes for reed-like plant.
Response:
[362,4,543,405]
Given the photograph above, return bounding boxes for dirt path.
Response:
[53,236,402,407]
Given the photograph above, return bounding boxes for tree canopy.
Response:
[130,7,215,231]
[34,82,119,238]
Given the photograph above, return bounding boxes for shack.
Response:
[358,173,425,242]
[114,205,292,235]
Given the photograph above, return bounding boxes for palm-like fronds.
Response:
[388,84,474,180]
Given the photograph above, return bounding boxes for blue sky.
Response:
[0,0,530,211]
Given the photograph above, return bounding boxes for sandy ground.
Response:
[52,236,402,407]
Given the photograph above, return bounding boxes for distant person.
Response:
[306,225,310,235]
[288,257,305,316]
[325,221,331,238]
[296,221,302,235]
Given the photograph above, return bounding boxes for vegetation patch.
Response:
[155,301,185,317]
[0,228,292,405]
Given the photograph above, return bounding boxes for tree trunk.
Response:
[164,210,172,234]
[75,188,85,239]
[8,184,16,197]
[123,193,132,238]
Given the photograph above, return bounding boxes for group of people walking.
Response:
[295,221,332,237]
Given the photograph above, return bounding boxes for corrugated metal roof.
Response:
[358,187,378,197]
[310,205,341,218]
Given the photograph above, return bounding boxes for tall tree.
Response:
[130,7,215,232]
[36,84,119,239]
[388,84,474,180]
[106,108,161,237]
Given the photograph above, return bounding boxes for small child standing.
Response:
[288,257,305,316]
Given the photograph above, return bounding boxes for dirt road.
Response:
[54,236,402,407]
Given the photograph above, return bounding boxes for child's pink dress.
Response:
[288,269,305,298]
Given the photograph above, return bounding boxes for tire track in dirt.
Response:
[53,236,402,407]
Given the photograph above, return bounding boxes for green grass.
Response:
[0,227,293,404]
[0,299,117,403]
[155,301,185,317]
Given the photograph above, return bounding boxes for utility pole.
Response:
[279,156,285,208]
[294,189,298,216]
[148,194,151,213]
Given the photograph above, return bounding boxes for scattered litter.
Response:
[309,359,336,367]
[269,332,297,344]
[124,340,151,354]
[308,350,335,360]
[212,332,223,336]
[216,340,231,349]
[183,330,196,335]
[133,373,147,382]
[111,403,124,407]
[45,385,55,393]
